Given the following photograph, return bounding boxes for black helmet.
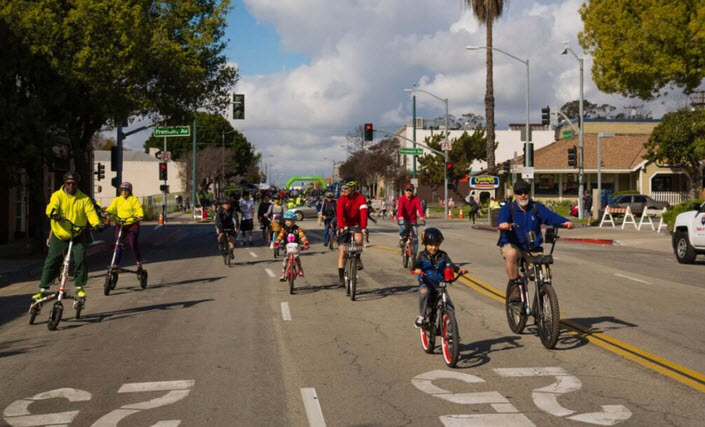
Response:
[421,227,444,245]
[513,180,531,193]
[63,171,81,182]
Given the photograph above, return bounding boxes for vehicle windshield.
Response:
[608,196,622,204]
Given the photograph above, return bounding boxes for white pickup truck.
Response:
[672,201,705,264]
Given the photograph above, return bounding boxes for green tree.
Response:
[579,0,705,100]
[464,0,507,171]
[418,129,486,196]
[644,109,705,197]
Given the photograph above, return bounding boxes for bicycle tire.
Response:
[349,257,357,301]
[288,264,296,294]
[402,242,409,268]
[537,284,561,349]
[103,274,112,296]
[329,236,334,251]
[139,269,148,289]
[409,239,418,271]
[111,272,118,289]
[29,304,39,325]
[47,302,63,331]
[441,308,460,368]
[420,307,436,354]
[344,256,351,296]
[505,281,527,334]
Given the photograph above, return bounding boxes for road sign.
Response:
[153,126,191,137]
[441,139,451,151]
[399,148,424,155]
[160,151,171,162]
[522,167,534,179]
[562,130,573,140]
[469,175,500,189]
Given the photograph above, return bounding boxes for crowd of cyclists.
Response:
[34,171,574,329]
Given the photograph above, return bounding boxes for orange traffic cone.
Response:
[448,210,453,220]
[458,209,464,219]
[158,213,164,225]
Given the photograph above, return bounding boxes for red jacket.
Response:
[337,192,368,229]
[396,196,424,223]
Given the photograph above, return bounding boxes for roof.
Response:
[516,134,649,171]
[94,150,159,162]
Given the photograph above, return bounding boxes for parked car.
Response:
[287,199,319,220]
[607,194,669,216]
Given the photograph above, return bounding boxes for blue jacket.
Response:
[412,250,459,288]
[497,200,568,250]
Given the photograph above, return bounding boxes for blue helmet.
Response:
[283,210,297,220]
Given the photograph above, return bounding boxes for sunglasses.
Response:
[405,189,413,192]
[514,190,529,195]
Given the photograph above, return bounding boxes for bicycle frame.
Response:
[514,224,558,317]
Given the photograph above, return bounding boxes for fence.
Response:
[651,191,689,205]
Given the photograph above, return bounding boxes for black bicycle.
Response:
[218,228,235,267]
[505,224,561,349]
[341,227,364,301]
[416,269,463,368]
[29,216,91,330]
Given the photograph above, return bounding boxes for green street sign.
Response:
[399,148,424,155]
[562,130,574,140]
[154,126,191,137]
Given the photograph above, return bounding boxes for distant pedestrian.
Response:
[583,189,593,226]
[468,195,480,224]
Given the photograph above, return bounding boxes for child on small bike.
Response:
[274,210,309,281]
[411,227,468,328]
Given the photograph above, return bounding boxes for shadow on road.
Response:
[455,336,524,369]
[354,284,417,301]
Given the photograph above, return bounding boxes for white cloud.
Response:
[121,0,692,183]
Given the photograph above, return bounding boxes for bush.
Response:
[612,189,639,196]
[663,199,704,231]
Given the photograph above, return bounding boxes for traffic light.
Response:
[523,143,534,167]
[503,160,511,175]
[445,161,453,179]
[110,146,119,171]
[111,176,120,188]
[233,94,245,120]
[567,145,577,167]
[95,163,105,180]
[159,162,167,180]
[364,123,373,141]
[541,106,550,126]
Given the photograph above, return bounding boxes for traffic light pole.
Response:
[162,136,167,222]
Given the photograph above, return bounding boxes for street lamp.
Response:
[404,87,450,218]
[597,132,615,214]
[466,46,530,173]
[562,44,585,219]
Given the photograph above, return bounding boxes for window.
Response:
[633,196,646,203]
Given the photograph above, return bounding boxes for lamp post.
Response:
[562,45,585,219]
[597,132,615,214]
[404,87,450,219]
[466,46,530,173]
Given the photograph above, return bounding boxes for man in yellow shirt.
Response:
[34,171,103,299]
[104,182,145,271]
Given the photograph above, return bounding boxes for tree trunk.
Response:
[485,17,496,172]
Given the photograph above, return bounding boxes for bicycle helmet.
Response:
[421,227,444,245]
[341,178,356,188]
[283,210,297,220]
[403,183,414,191]
[287,233,296,243]
[119,182,133,192]
[63,171,81,182]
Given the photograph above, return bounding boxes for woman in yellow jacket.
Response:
[105,182,145,271]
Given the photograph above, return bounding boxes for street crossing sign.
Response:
[441,139,452,151]
[154,126,191,137]
[399,148,424,155]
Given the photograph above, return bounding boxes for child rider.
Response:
[274,210,310,281]
[411,227,468,328]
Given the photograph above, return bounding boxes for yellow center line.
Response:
[372,243,705,394]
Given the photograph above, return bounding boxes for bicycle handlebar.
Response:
[113,216,142,225]
[411,270,464,283]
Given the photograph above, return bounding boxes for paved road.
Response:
[1,218,704,426]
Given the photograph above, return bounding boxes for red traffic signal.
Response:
[159,162,167,180]
[445,162,452,170]
[364,123,373,141]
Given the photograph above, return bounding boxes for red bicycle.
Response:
[278,236,307,294]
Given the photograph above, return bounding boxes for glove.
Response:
[304,243,310,250]
[94,224,105,232]
[273,243,279,249]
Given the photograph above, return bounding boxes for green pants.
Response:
[39,233,87,289]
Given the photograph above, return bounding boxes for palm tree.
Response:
[465,0,506,172]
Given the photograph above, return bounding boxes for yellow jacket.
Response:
[45,188,101,240]
[106,194,145,225]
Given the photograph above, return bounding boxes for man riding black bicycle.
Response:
[497,180,574,299]
[396,183,425,251]
[216,199,239,259]
[336,178,368,287]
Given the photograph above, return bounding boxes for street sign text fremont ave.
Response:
[154,126,191,137]
[399,148,424,155]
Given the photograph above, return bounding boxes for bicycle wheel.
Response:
[440,308,460,368]
[288,264,296,294]
[111,271,118,289]
[47,302,63,331]
[402,242,409,268]
[103,273,112,296]
[420,307,436,354]
[537,284,561,349]
[409,239,418,271]
[138,269,148,289]
[349,257,357,301]
[29,304,39,325]
[505,281,527,334]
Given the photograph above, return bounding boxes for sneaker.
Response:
[229,249,234,259]
[279,272,286,282]
[414,315,424,328]
[32,290,48,300]
[507,280,521,303]
[76,287,86,298]
[357,258,364,271]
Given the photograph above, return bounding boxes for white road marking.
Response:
[265,268,276,278]
[300,388,327,427]
[249,251,258,258]
[118,381,194,393]
[281,302,292,321]
[614,273,652,285]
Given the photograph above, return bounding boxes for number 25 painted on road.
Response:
[412,368,631,426]
[3,380,194,427]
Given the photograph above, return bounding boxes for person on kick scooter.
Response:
[34,171,104,301]
[104,182,145,271]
